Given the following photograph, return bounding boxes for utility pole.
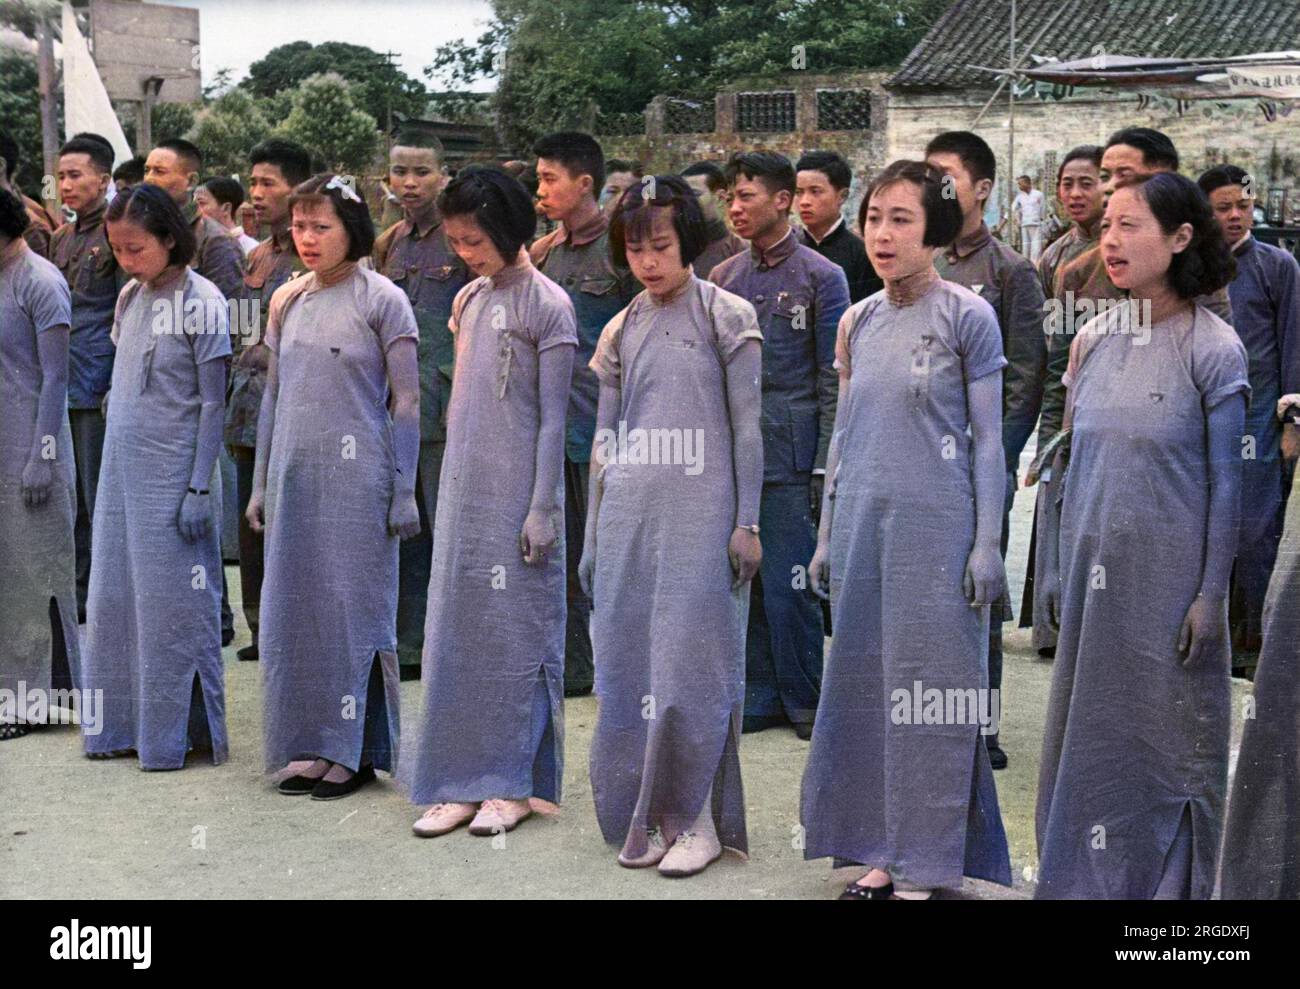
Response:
[378,50,400,151]
[37,7,59,212]
[1007,0,1016,233]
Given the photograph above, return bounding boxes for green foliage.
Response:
[188,87,271,179]
[0,48,47,195]
[276,73,380,174]
[429,0,950,148]
[244,41,427,131]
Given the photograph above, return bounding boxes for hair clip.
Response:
[325,175,362,204]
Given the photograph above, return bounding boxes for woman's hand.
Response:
[21,457,54,508]
[178,491,211,543]
[578,538,596,598]
[388,489,421,540]
[964,544,1004,608]
[728,527,762,590]
[245,488,266,534]
[520,507,558,565]
[1178,594,1227,668]
[808,540,831,600]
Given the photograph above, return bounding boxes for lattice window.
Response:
[594,111,645,137]
[816,89,872,131]
[664,97,715,134]
[737,91,796,132]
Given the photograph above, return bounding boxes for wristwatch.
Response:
[737,523,760,534]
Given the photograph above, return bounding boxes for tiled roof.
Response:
[886,0,1300,90]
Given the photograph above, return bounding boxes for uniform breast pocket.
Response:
[764,295,813,380]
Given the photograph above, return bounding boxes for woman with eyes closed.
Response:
[403,167,577,840]
[81,184,231,769]
[249,174,422,801]
[579,176,763,877]
[1036,173,1247,899]
[801,160,1012,900]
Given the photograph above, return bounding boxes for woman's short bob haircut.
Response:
[1111,172,1236,299]
[858,159,962,249]
[608,174,708,269]
[437,165,537,264]
[105,182,196,268]
[288,173,376,261]
[0,187,31,240]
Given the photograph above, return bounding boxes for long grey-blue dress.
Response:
[402,256,577,804]
[1219,477,1300,898]
[801,279,1013,890]
[587,275,762,857]
[0,246,81,716]
[82,271,231,767]
[1036,304,1249,899]
[260,267,418,774]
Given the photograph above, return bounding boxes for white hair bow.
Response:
[325,175,363,204]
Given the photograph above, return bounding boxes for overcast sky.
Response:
[156,0,496,90]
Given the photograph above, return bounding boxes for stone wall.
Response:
[887,89,1300,223]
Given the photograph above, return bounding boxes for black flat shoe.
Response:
[222,627,235,647]
[564,684,592,698]
[398,664,421,682]
[793,722,814,741]
[310,764,376,800]
[0,723,31,741]
[277,773,324,795]
[986,743,1008,770]
[839,880,895,900]
[742,714,784,734]
[237,644,259,662]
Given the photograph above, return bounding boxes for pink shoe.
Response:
[468,798,532,836]
[412,802,477,837]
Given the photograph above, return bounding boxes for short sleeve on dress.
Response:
[589,309,627,386]
[26,261,71,333]
[368,274,420,353]
[189,278,233,365]
[263,277,308,353]
[832,304,859,375]
[957,293,1009,383]
[707,285,762,364]
[533,286,578,355]
[110,280,142,346]
[1192,309,1251,411]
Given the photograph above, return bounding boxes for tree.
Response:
[244,41,427,134]
[188,87,271,179]
[429,0,951,149]
[277,73,379,175]
[0,48,47,195]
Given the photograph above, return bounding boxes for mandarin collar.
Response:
[804,216,844,246]
[0,235,28,272]
[1231,233,1254,256]
[947,221,991,261]
[75,198,107,232]
[407,205,444,239]
[559,205,608,247]
[490,247,533,287]
[750,225,796,270]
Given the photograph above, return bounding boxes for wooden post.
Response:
[37,9,59,211]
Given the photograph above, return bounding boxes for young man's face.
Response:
[249,162,295,229]
[1057,158,1104,229]
[599,170,637,212]
[1207,182,1254,245]
[57,153,109,213]
[143,148,195,206]
[1017,177,1031,193]
[389,146,444,216]
[1099,143,1154,199]
[795,169,848,234]
[684,174,723,224]
[194,186,232,227]
[728,172,789,242]
[535,158,593,222]
[925,151,989,224]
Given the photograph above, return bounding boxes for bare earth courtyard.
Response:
[0,450,1250,900]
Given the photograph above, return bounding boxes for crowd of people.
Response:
[0,117,1297,899]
